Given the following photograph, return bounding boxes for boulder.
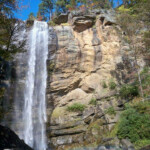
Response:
[59,88,87,106]
[72,16,95,32]
[0,125,33,150]
[53,13,68,25]
[98,10,116,26]
[120,139,135,150]
[79,73,102,93]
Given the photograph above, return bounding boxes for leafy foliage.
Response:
[102,81,107,88]
[28,12,35,20]
[67,103,86,112]
[133,101,150,114]
[117,104,150,144]
[89,98,97,106]
[48,20,56,26]
[56,0,70,13]
[0,0,17,16]
[0,17,26,60]
[0,0,26,121]
[38,0,113,19]
[109,79,116,90]
[119,84,139,99]
[105,107,116,115]
[134,139,150,150]
[38,0,54,20]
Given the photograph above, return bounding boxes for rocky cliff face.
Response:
[46,9,144,149]
[0,9,145,150]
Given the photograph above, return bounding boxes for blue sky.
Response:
[15,0,41,20]
[15,0,122,21]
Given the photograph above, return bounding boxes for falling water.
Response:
[22,21,48,150]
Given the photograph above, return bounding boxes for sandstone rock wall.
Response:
[46,10,137,149]
[0,9,145,150]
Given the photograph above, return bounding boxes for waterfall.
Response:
[22,21,48,150]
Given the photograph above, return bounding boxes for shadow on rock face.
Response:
[0,125,33,150]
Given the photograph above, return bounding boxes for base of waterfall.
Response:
[0,125,33,150]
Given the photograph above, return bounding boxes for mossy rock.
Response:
[51,107,66,119]
[85,119,108,144]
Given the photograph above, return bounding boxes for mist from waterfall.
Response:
[21,21,48,150]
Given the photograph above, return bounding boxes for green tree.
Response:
[0,0,26,120]
[56,0,70,13]
[38,0,54,20]
[0,16,26,60]
[28,12,35,20]
[70,0,77,9]
[117,106,150,143]
[120,0,150,98]
[0,0,17,16]
[95,0,111,8]
[0,0,26,60]
[67,0,77,10]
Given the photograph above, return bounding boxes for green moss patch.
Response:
[89,98,97,106]
[51,107,66,119]
[67,103,86,112]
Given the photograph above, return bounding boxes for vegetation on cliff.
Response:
[0,0,26,120]
[117,0,150,99]
[67,103,86,112]
[113,101,150,149]
[0,0,150,149]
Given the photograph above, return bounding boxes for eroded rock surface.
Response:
[0,9,141,150]
[46,9,138,150]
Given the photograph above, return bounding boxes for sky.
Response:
[15,0,41,20]
[15,0,122,21]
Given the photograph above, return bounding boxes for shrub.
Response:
[109,123,119,137]
[89,98,97,106]
[105,107,116,116]
[102,81,107,88]
[133,101,150,114]
[109,80,116,90]
[48,20,56,26]
[134,139,150,149]
[117,5,131,13]
[119,84,139,99]
[117,106,150,143]
[67,103,86,112]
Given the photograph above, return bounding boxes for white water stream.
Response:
[22,21,48,150]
